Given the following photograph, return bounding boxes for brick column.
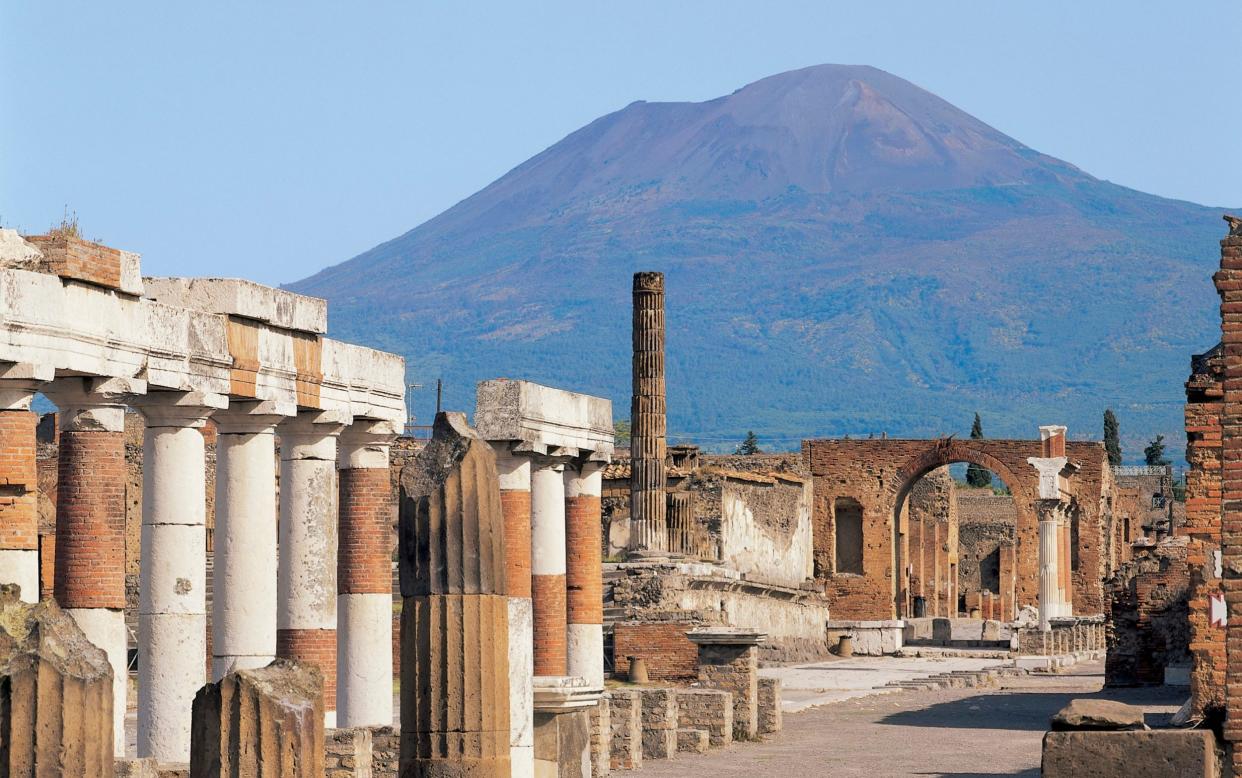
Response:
[134,390,223,762]
[211,401,291,681]
[1216,217,1242,772]
[43,376,135,754]
[0,376,43,603]
[565,460,605,689]
[531,457,568,676]
[496,445,535,778]
[277,411,346,720]
[336,419,397,728]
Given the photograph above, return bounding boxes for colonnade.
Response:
[0,374,398,761]
[1030,425,1075,631]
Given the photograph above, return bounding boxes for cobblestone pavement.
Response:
[639,659,1184,778]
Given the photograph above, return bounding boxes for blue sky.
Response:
[2,2,1239,286]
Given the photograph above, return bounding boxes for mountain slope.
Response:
[290,64,1229,457]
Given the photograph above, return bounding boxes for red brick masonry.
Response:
[54,429,126,609]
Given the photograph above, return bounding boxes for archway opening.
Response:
[895,461,1017,621]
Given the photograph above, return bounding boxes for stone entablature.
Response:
[475,378,613,461]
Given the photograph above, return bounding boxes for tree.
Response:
[736,431,761,456]
[1103,409,1122,467]
[1144,435,1171,467]
[965,413,992,488]
[613,419,631,447]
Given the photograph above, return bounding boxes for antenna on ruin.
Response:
[436,378,443,414]
[405,382,424,435]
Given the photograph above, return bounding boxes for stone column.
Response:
[629,271,667,554]
[398,412,510,777]
[496,446,535,778]
[0,374,44,603]
[43,376,136,754]
[1060,516,1074,617]
[336,419,397,728]
[565,460,605,689]
[532,457,568,677]
[134,390,223,762]
[1038,503,1060,631]
[211,401,291,681]
[277,411,347,721]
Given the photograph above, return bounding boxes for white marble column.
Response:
[211,400,292,681]
[565,460,604,689]
[134,390,225,762]
[530,458,568,677]
[278,410,347,724]
[336,419,397,728]
[1038,507,1059,631]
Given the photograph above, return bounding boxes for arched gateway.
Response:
[801,432,1113,621]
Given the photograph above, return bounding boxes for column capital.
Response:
[338,419,398,469]
[44,376,147,432]
[0,379,45,410]
[132,390,227,429]
[279,409,351,438]
[213,399,297,435]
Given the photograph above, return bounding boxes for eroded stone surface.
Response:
[1049,699,1146,731]
[0,583,114,775]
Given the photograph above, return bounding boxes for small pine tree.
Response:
[965,413,992,488]
[736,431,761,456]
[1144,435,1171,467]
[613,419,631,447]
[1103,409,1122,467]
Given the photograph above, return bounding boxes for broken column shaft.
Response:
[399,412,511,777]
[629,271,668,554]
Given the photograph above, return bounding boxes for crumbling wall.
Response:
[956,492,1015,604]
[1104,538,1191,687]
[905,468,956,616]
[715,471,813,587]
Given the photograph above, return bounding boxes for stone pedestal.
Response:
[637,687,678,760]
[398,412,510,777]
[134,390,224,762]
[190,659,325,777]
[336,419,397,728]
[687,628,765,741]
[211,401,290,681]
[676,689,733,746]
[0,584,114,774]
[278,411,346,720]
[757,677,782,734]
[533,677,600,778]
[607,689,643,771]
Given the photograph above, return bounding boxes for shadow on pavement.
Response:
[879,684,1186,732]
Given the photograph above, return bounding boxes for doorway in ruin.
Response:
[894,462,1018,620]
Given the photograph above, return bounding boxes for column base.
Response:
[336,592,393,727]
[65,607,127,754]
[567,623,604,689]
[509,597,534,775]
[533,676,602,778]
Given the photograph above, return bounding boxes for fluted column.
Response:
[133,390,223,762]
[1038,503,1060,631]
[43,376,137,754]
[629,271,667,554]
[0,374,45,603]
[496,445,535,778]
[277,411,347,720]
[1060,515,1073,617]
[336,419,397,728]
[398,412,510,777]
[531,457,568,676]
[565,460,604,689]
[211,401,291,681]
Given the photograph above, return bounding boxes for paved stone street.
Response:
[640,660,1184,778]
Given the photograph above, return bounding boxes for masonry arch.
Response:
[890,442,1030,620]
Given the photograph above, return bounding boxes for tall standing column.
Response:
[43,376,137,754]
[531,457,568,677]
[134,390,223,762]
[398,412,510,777]
[630,271,667,554]
[565,460,605,688]
[1038,505,1060,631]
[496,446,535,778]
[211,401,291,681]
[336,419,397,728]
[0,374,45,603]
[277,411,346,721]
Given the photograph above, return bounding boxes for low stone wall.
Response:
[757,677,782,735]
[608,690,643,770]
[638,688,678,760]
[825,620,904,656]
[1042,729,1219,777]
[675,689,733,747]
[1015,616,1106,656]
[326,728,372,778]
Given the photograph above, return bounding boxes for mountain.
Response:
[289,64,1230,458]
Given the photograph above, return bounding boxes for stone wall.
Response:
[804,437,1111,620]
[1104,538,1191,686]
[715,471,813,588]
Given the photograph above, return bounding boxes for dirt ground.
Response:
[638,660,1184,778]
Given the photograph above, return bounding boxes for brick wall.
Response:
[1105,540,1191,686]
[803,437,1110,620]
[613,622,698,681]
[24,234,125,290]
